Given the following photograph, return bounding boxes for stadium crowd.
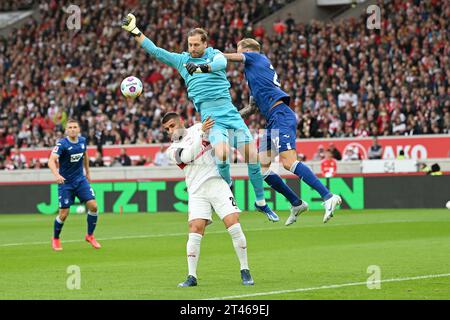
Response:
[0,0,449,170]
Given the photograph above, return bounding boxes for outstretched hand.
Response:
[121,13,142,36]
[201,116,215,133]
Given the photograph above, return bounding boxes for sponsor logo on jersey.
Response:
[70,153,84,162]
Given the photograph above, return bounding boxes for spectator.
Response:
[397,150,406,160]
[10,147,26,169]
[430,163,443,176]
[92,152,105,167]
[328,143,342,160]
[144,155,154,166]
[313,145,325,161]
[273,19,287,34]
[118,148,132,166]
[154,144,170,166]
[368,137,383,160]
[342,148,360,161]
[321,150,337,178]
[417,162,431,174]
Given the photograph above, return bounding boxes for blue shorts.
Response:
[58,177,95,209]
[198,99,253,148]
[259,103,297,154]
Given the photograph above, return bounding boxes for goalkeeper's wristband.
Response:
[131,27,142,37]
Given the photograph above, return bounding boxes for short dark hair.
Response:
[187,28,208,42]
[66,118,79,126]
[161,112,180,124]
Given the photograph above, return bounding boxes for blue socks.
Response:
[290,161,332,200]
[53,216,64,239]
[264,170,302,206]
[247,163,265,202]
[87,211,98,235]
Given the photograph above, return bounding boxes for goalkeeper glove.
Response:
[185,62,210,75]
[121,13,142,37]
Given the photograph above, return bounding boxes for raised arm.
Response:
[121,13,184,70]
[223,53,245,63]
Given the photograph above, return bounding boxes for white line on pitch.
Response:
[204,273,450,300]
[0,219,426,248]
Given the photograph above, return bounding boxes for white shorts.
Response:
[188,177,241,224]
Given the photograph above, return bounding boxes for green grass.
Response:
[1,209,450,300]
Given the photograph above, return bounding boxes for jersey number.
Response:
[270,64,281,87]
[229,197,237,207]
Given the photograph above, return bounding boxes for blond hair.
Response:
[237,38,261,52]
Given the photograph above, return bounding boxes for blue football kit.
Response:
[52,136,95,209]
[242,52,296,153]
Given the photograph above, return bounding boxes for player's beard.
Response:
[171,128,187,142]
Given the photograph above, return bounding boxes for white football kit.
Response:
[167,123,240,223]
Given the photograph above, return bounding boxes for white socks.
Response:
[255,199,267,206]
[227,223,249,270]
[186,233,202,278]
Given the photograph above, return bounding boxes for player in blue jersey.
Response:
[48,119,100,251]
[121,14,278,222]
[224,38,342,224]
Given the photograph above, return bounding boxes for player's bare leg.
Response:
[223,213,253,285]
[279,150,340,223]
[178,219,208,287]
[52,208,69,251]
[239,141,279,222]
[85,200,101,249]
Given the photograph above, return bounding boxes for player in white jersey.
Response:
[162,112,254,287]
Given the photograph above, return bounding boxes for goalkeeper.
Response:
[122,13,278,221]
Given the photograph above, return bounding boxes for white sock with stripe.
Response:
[227,223,249,270]
[186,233,202,278]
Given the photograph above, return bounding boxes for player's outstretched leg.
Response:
[241,142,279,222]
[284,152,341,223]
[52,209,68,251]
[263,168,309,226]
[224,215,254,285]
[85,200,101,249]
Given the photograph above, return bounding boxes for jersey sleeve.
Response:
[167,144,182,165]
[210,51,227,72]
[242,52,258,66]
[52,142,64,157]
[141,36,185,71]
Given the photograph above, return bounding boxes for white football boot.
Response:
[323,194,342,223]
[285,201,309,226]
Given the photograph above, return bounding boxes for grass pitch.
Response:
[0,209,449,300]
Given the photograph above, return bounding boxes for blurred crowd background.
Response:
[0,0,448,170]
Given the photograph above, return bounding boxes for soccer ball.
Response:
[76,205,86,214]
[446,201,450,210]
[120,76,143,98]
